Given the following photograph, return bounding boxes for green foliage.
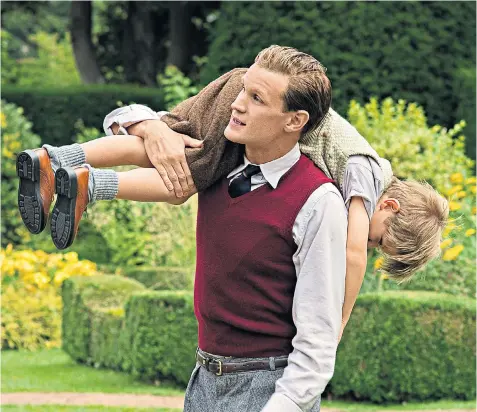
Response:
[125,291,197,386]
[454,67,476,160]
[1,85,165,147]
[61,275,145,364]
[157,65,199,110]
[202,2,476,130]
[62,275,196,386]
[349,98,476,298]
[63,277,475,399]
[331,291,476,402]
[118,266,194,290]
[0,100,41,246]
[1,30,80,87]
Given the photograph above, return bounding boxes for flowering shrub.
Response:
[1,246,98,350]
[1,100,42,246]
[351,98,476,297]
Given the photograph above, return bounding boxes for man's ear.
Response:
[284,110,309,133]
[382,198,401,213]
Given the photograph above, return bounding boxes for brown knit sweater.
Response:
[161,68,392,192]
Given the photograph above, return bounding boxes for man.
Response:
[179,45,345,411]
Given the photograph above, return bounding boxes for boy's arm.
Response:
[339,196,369,342]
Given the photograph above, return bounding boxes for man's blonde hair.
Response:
[381,177,449,283]
[254,45,331,134]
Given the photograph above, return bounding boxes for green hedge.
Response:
[63,276,476,399]
[119,266,194,290]
[2,85,165,147]
[331,291,476,402]
[454,67,476,160]
[125,291,197,385]
[62,275,145,364]
[202,2,476,133]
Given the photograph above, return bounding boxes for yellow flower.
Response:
[447,185,463,196]
[471,186,476,195]
[440,239,453,249]
[472,207,476,215]
[449,201,461,212]
[380,274,389,281]
[450,173,464,184]
[465,229,476,237]
[374,256,384,270]
[442,244,464,261]
[456,191,466,199]
[465,177,476,185]
[0,112,6,128]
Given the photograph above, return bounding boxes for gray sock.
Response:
[83,165,119,204]
[43,143,86,172]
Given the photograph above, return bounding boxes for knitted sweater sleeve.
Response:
[160,68,246,191]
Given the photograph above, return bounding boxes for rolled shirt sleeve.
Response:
[342,155,384,220]
[262,183,347,412]
[102,104,168,135]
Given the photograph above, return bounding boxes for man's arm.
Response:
[262,184,347,412]
[339,197,369,341]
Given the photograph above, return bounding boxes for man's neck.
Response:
[245,138,298,165]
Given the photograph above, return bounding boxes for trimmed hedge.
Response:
[202,2,476,132]
[120,266,194,290]
[62,275,145,364]
[454,67,476,160]
[125,291,197,385]
[2,85,165,147]
[63,276,476,399]
[331,291,476,402]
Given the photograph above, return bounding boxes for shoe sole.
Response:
[16,150,46,234]
[51,167,77,250]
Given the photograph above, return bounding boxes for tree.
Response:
[70,1,104,84]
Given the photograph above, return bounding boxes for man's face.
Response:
[224,64,292,149]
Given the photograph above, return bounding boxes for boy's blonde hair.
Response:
[254,45,331,134]
[381,177,449,283]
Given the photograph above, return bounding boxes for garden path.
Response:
[1,393,475,411]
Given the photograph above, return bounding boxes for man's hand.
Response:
[113,119,202,198]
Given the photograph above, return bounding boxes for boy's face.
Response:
[224,64,294,149]
[368,197,400,249]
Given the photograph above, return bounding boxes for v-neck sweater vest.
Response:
[194,155,333,357]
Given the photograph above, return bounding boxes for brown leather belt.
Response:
[195,348,288,376]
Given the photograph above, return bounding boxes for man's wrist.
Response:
[142,119,168,140]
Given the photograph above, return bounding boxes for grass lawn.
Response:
[1,349,184,396]
[321,399,476,411]
[1,407,179,412]
[2,349,475,411]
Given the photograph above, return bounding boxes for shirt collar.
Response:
[226,143,300,189]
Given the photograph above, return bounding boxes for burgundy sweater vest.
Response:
[195,154,333,357]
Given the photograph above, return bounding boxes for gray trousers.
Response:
[183,350,321,412]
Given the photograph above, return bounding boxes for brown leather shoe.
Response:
[16,148,55,234]
[50,166,90,250]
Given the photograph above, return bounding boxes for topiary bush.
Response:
[331,291,476,402]
[202,2,475,131]
[61,275,145,364]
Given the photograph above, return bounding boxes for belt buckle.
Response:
[215,359,223,376]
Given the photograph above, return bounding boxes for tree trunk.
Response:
[167,1,193,73]
[70,1,105,84]
[129,1,157,86]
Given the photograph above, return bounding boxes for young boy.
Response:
[16,47,448,342]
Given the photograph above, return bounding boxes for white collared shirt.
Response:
[228,144,347,412]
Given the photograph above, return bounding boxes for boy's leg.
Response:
[50,164,195,249]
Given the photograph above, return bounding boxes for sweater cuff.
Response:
[261,393,302,412]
